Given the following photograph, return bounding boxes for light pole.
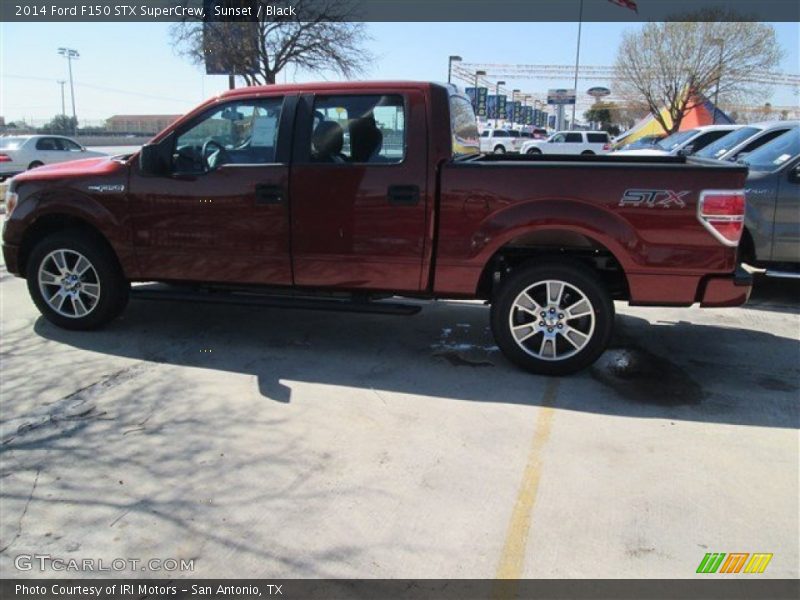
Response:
[447,55,462,84]
[57,80,66,116]
[58,47,79,132]
[512,89,520,125]
[571,0,585,129]
[495,80,506,128]
[473,70,486,114]
[711,38,724,124]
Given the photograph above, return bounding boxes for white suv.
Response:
[520,131,612,156]
[480,129,525,154]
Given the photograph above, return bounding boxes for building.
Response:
[105,115,181,135]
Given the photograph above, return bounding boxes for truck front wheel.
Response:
[490,261,614,375]
[26,231,130,330]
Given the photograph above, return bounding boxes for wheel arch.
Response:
[476,227,631,301]
[18,213,125,280]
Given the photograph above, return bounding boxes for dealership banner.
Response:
[486,95,508,120]
[2,0,798,22]
[465,87,488,118]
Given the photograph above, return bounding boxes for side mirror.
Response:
[678,143,696,157]
[788,163,800,184]
[139,132,174,176]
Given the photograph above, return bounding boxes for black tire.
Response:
[493,145,506,154]
[581,150,595,156]
[26,230,130,330]
[490,261,614,376]
[526,148,542,155]
[28,161,44,170]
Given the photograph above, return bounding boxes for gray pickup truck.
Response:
[739,128,800,278]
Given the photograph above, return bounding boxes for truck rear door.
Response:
[289,90,429,292]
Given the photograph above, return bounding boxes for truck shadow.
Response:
[745,276,800,315]
[31,294,799,430]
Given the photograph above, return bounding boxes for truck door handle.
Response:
[255,184,283,205]
[387,185,420,206]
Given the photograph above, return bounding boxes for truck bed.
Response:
[433,154,748,306]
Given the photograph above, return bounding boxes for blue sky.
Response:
[1,21,797,124]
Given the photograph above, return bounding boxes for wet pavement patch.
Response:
[433,351,494,367]
[591,346,705,406]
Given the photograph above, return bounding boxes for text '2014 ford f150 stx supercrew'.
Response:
[2,81,752,375]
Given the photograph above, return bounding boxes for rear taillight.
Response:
[0,153,12,162]
[697,190,746,246]
[603,143,611,151]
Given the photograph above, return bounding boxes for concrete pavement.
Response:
[0,264,797,579]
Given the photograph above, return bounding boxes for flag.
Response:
[608,0,638,12]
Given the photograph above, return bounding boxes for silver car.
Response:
[0,135,107,178]
[694,120,798,162]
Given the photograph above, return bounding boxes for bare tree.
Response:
[171,0,372,85]
[614,10,782,134]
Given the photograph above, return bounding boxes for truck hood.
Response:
[12,156,128,183]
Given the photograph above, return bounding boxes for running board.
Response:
[740,264,800,280]
[764,269,800,280]
[130,287,422,316]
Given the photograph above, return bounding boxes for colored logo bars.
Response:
[696,552,773,574]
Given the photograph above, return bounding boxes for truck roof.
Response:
[219,80,442,100]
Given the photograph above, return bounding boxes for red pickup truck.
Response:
[2,81,752,375]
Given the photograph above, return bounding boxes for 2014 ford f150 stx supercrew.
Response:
[2,81,753,375]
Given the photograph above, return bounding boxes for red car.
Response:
[2,81,751,374]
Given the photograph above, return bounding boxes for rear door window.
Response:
[310,94,405,163]
[692,130,731,152]
[738,129,789,155]
[565,133,582,143]
[587,133,609,143]
[35,138,58,151]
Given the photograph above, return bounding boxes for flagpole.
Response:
[571,0,584,129]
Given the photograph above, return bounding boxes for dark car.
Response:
[739,128,800,276]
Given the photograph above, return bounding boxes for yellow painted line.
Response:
[493,378,560,594]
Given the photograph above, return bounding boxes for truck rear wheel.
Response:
[490,261,614,375]
[26,231,130,330]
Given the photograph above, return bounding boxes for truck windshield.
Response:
[695,127,758,159]
[656,130,697,151]
[449,95,480,158]
[742,129,799,172]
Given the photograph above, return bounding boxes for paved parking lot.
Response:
[1,260,798,579]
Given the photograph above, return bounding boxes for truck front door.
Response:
[128,96,294,285]
[289,91,429,292]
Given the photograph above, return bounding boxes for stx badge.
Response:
[619,189,690,208]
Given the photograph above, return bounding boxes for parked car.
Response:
[0,135,107,179]
[2,81,751,375]
[737,128,800,276]
[614,125,739,157]
[520,131,612,155]
[616,134,666,151]
[693,121,798,162]
[530,127,548,140]
[479,129,524,154]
